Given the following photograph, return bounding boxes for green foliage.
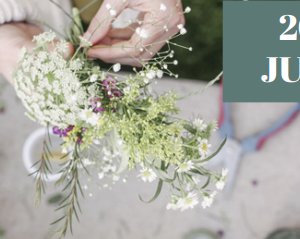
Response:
[170,0,223,81]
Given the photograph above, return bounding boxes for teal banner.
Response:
[224,1,300,102]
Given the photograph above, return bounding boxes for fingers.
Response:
[86,0,185,67]
[83,0,127,44]
[98,26,180,67]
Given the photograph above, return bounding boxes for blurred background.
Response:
[1,0,300,239]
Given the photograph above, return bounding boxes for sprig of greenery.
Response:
[52,143,84,238]
[30,125,53,205]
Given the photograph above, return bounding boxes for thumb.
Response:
[83,0,127,44]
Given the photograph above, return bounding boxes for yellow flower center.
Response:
[85,111,93,118]
[143,171,151,178]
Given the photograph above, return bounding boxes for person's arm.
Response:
[0,0,41,84]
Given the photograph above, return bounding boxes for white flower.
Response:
[166,202,178,210]
[123,86,130,94]
[136,27,149,39]
[79,36,92,47]
[56,40,69,53]
[198,137,211,157]
[110,9,116,16]
[146,70,156,80]
[177,192,199,211]
[201,191,217,209]
[113,63,121,72]
[185,6,191,13]
[176,160,194,173]
[138,168,157,182]
[211,120,219,131]
[106,3,111,9]
[180,28,187,35]
[98,172,104,179]
[90,74,98,82]
[79,108,101,126]
[216,181,225,190]
[177,24,183,29]
[160,3,166,11]
[193,118,207,131]
[157,70,163,78]
[33,31,56,46]
[215,168,229,190]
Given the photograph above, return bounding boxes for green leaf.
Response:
[183,124,196,134]
[47,193,64,205]
[139,179,163,203]
[50,214,67,225]
[201,175,211,189]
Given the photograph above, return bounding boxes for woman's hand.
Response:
[0,22,73,85]
[0,22,44,85]
[83,0,185,67]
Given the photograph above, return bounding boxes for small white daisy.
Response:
[79,108,100,126]
[201,191,217,209]
[138,168,157,182]
[177,192,199,211]
[198,137,211,157]
[176,160,194,173]
[193,118,207,131]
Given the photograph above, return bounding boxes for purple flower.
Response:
[90,97,101,108]
[103,76,116,91]
[53,126,61,135]
[90,97,104,112]
[81,127,87,132]
[65,126,73,132]
[53,126,73,137]
[95,107,104,113]
[77,137,83,143]
[112,90,122,98]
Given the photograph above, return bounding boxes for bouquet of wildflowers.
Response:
[13,3,226,238]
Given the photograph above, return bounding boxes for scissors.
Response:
[206,79,300,197]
